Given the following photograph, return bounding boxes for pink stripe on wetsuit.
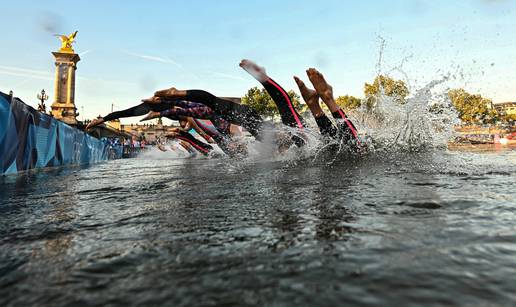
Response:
[262,78,305,130]
[260,77,360,149]
[333,109,361,146]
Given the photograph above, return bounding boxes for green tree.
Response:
[241,87,302,118]
[448,88,498,124]
[336,95,362,110]
[364,75,409,108]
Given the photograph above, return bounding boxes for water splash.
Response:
[345,37,461,155]
[145,38,464,164]
[350,77,460,154]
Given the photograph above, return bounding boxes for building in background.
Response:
[494,102,516,117]
[108,118,177,144]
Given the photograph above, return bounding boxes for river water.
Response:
[1,147,515,306]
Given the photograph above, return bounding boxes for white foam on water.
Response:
[137,142,199,160]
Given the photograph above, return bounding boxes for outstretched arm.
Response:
[185,117,214,143]
[86,102,153,129]
[141,104,231,138]
[86,100,174,130]
[166,130,214,156]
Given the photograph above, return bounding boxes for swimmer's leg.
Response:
[240,59,305,130]
[240,59,305,147]
[294,76,338,138]
[307,68,360,146]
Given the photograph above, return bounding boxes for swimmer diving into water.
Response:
[239,59,360,147]
[87,58,359,155]
[164,127,214,156]
[139,100,247,156]
[143,88,265,141]
[85,98,242,155]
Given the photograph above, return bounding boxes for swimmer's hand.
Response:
[141,96,162,104]
[86,117,104,130]
[200,134,214,143]
[140,111,161,122]
[165,128,181,138]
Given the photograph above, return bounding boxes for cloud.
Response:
[124,51,205,81]
[0,65,53,81]
[124,51,182,68]
[0,64,136,88]
[79,49,92,57]
[210,71,246,81]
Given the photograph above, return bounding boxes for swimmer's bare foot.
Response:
[307,68,334,104]
[294,76,324,117]
[86,117,104,130]
[157,144,167,152]
[140,111,161,122]
[240,59,269,82]
[154,87,187,98]
[294,76,319,105]
[307,68,342,113]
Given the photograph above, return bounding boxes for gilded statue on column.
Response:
[55,31,78,53]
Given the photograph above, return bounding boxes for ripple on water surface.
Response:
[1,150,516,306]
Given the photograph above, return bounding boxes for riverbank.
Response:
[448,143,516,152]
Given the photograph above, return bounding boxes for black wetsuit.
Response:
[101,94,264,141]
[102,102,174,122]
[329,109,361,146]
[99,86,359,149]
[159,101,244,156]
[259,78,306,146]
[312,110,360,144]
[262,78,306,129]
[99,102,217,155]
[178,90,264,140]
[258,77,360,148]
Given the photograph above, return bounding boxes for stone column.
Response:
[50,52,80,126]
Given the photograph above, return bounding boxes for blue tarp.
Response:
[0,91,111,175]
